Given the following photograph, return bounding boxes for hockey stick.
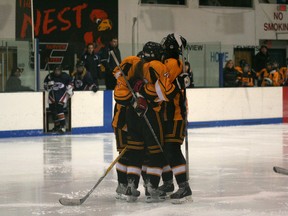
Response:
[110,50,164,153]
[180,46,190,181]
[59,146,128,206]
[273,166,288,176]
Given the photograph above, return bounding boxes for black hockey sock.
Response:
[117,169,127,185]
[175,172,187,186]
[127,174,140,188]
[162,169,173,182]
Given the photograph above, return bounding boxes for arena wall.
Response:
[0,87,285,138]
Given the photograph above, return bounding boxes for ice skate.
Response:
[58,126,66,134]
[125,179,140,202]
[170,181,193,204]
[158,180,174,195]
[115,183,127,200]
[145,183,167,203]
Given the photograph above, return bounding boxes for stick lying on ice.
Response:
[273,166,288,175]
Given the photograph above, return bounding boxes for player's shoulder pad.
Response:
[164,58,182,71]
[148,60,166,72]
[121,56,141,65]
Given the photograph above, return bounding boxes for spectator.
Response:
[236,60,254,87]
[223,60,240,87]
[6,67,33,92]
[184,61,194,88]
[253,45,271,73]
[43,65,73,133]
[81,43,102,86]
[106,36,122,90]
[71,61,98,92]
[260,61,280,86]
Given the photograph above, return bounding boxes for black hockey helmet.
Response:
[271,59,279,69]
[239,59,248,68]
[161,33,187,55]
[142,41,164,61]
[137,50,144,59]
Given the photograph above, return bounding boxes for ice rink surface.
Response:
[1,124,288,216]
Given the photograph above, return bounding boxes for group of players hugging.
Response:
[112,33,192,204]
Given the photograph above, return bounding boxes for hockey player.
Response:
[71,61,98,92]
[113,42,177,203]
[235,60,254,87]
[260,61,280,87]
[112,53,142,200]
[44,65,73,133]
[160,33,193,204]
[112,103,129,200]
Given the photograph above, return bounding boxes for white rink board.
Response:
[71,91,104,127]
[0,88,284,135]
[187,87,283,122]
[0,92,43,131]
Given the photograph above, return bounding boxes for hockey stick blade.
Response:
[59,197,83,206]
[59,147,127,206]
[273,166,288,175]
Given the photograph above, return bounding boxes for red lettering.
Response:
[57,7,71,31]
[72,3,88,28]
[20,13,31,38]
[34,10,41,36]
[43,9,57,35]
[20,10,41,38]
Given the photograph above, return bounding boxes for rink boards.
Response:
[0,87,286,138]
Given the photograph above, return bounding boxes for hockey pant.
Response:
[163,120,187,185]
[114,127,129,185]
[126,106,166,189]
[48,92,69,128]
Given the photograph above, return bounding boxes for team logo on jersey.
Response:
[52,82,65,90]
[75,80,84,89]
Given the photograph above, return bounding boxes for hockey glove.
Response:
[66,85,74,97]
[132,79,144,93]
[131,92,148,117]
[177,72,191,89]
[92,85,98,93]
[46,80,55,91]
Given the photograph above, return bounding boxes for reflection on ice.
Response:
[0,125,288,215]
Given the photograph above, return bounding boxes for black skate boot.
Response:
[51,125,60,133]
[158,180,174,195]
[126,179,140,202]
[145,182,167,203]
[115,183,127,200]
[58,126,66,134]
[170,181,193,204]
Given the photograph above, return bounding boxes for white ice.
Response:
[1,124,288,216]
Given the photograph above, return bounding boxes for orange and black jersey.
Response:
[259,68,280,86]
[113,56,141,106]
[279,67,287,85]
[235,66,254,87]
[113,56,178,111]
[164,58,187,121]
[112,103,127,131]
